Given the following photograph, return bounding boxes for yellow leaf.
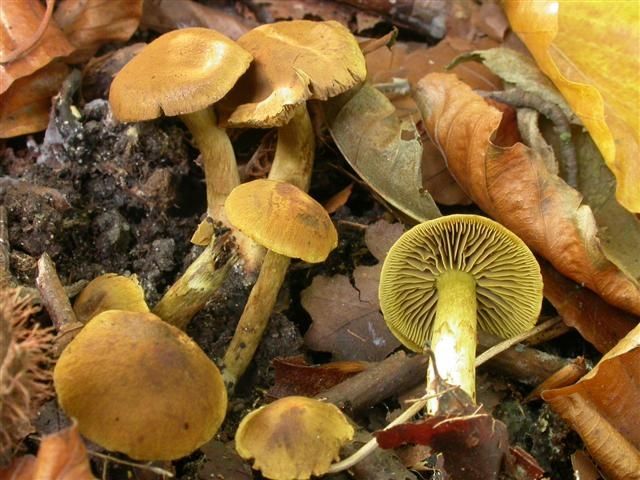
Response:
[504,0,640,213]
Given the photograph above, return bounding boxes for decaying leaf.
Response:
[325,84,441,223]
[541,262,637,354]
[268,356,367,399]
[414,73,640,316]
[0,61,69,139]
[376,413,509,480]
[0,0,74,94]
[542,323,640,479]
[53,0,143,63]
[303,220,403,361]
[504,0,640,213]
[33,423,95,479]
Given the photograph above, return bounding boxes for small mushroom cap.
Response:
[235,396,354,480]
[109,28,252,121]
[221,20,366,128]
[224,179,337,263]
[53,310,227,460]
[379,215,543,352]
[73,273,149,323]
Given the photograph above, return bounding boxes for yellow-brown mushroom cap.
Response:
[224,179,337,263]
[379,215,543,352]
[109,28,252,121]
[73,273,149,324]
[235,396,354,480]
[53,310,227,461]
[221,20,366,128]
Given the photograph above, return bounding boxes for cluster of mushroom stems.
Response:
[49,17,545,480]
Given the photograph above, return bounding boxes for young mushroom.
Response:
[108,28,261,268]
[221,179,337,388]
[379,214,543,405]
[53,310,227,460]
[221,20,366,190]
[235,396,354,480]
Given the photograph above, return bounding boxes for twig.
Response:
[475,317,562,367]
[0,206,9,280]
[36,253,77,331]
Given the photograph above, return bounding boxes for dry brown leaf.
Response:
[323,183,353,214]
[140,0,253,39]
[0,455,36,480]
[363,219,405,262]
[53,0,143,64]
[541,262,637,353]
[542,323,640,479]
[415,73,640,316]
[0,61,69,139]
[0,0,74,94]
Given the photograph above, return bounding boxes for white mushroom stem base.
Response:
[222,250,291,389]
[427,270,477,412]
[180,109,264,272]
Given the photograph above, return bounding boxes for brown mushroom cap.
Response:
[379,214,542,352]
[221,20,366,128]
[224,179,337,263]
[53,310,227,460]
[109,27,252,121]
[73,273,149,324]
[235,396,354,480]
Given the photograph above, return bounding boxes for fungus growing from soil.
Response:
[222,179,337,388]
[221,20,366,191]
[235,396,354,480]
[53,310,227,460]
[379,214,543,403]
[73,273,148,323]
[108,28,260,265]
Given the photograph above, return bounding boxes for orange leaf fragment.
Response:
[0,62,69,139]
[33,423,95,479]
[503,0,640,213]
[54,0,143,63]
[542,323,640,479]
[414,73,640,317]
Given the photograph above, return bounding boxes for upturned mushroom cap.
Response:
[53,310,227,460]
[73,273,149,324]
[379,215,542,352]
[221,20,366,128]
[224,179,337,263]
[235,396,354,480]
[109,27,252,121]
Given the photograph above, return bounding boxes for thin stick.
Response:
[0,206,10,279]
[89,450,174,477]
[327,386,457,473]
[475,317,562,367]
[36,253,77,330]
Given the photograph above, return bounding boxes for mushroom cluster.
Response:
[379,214,543,404]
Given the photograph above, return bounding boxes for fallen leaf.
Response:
[376,413,509,480]
[0,0,74,94]
[267,356,367,399]
[323,183,353,214]
[302,265,399,361]
[571,451,601,480]
[32,423,95,479]
[541,262,637,353]
[0,455,36,480]
[503,0,640,213]
[542,323,640,479]
[0,61,69,138]
[53,0,143,63]
[325,84,441,223]
[414,73,640,316]
[504,447,546,480]
[363,219,405,262]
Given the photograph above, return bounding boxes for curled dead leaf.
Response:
[414,73,640,316]
[542,323,640,479]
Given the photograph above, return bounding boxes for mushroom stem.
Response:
[427,270,477,410]
[153,235,235,330]
[222,250,291,389]
[180,109,264,271]
[268,104,315,190]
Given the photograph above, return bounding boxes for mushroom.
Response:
[221,179,337,388]
[53,310,227,460]
[108,28,261,268]
[379,214,543,404]
[73,273,148,323]
[221,20,366,190]
[235,396,354,480]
